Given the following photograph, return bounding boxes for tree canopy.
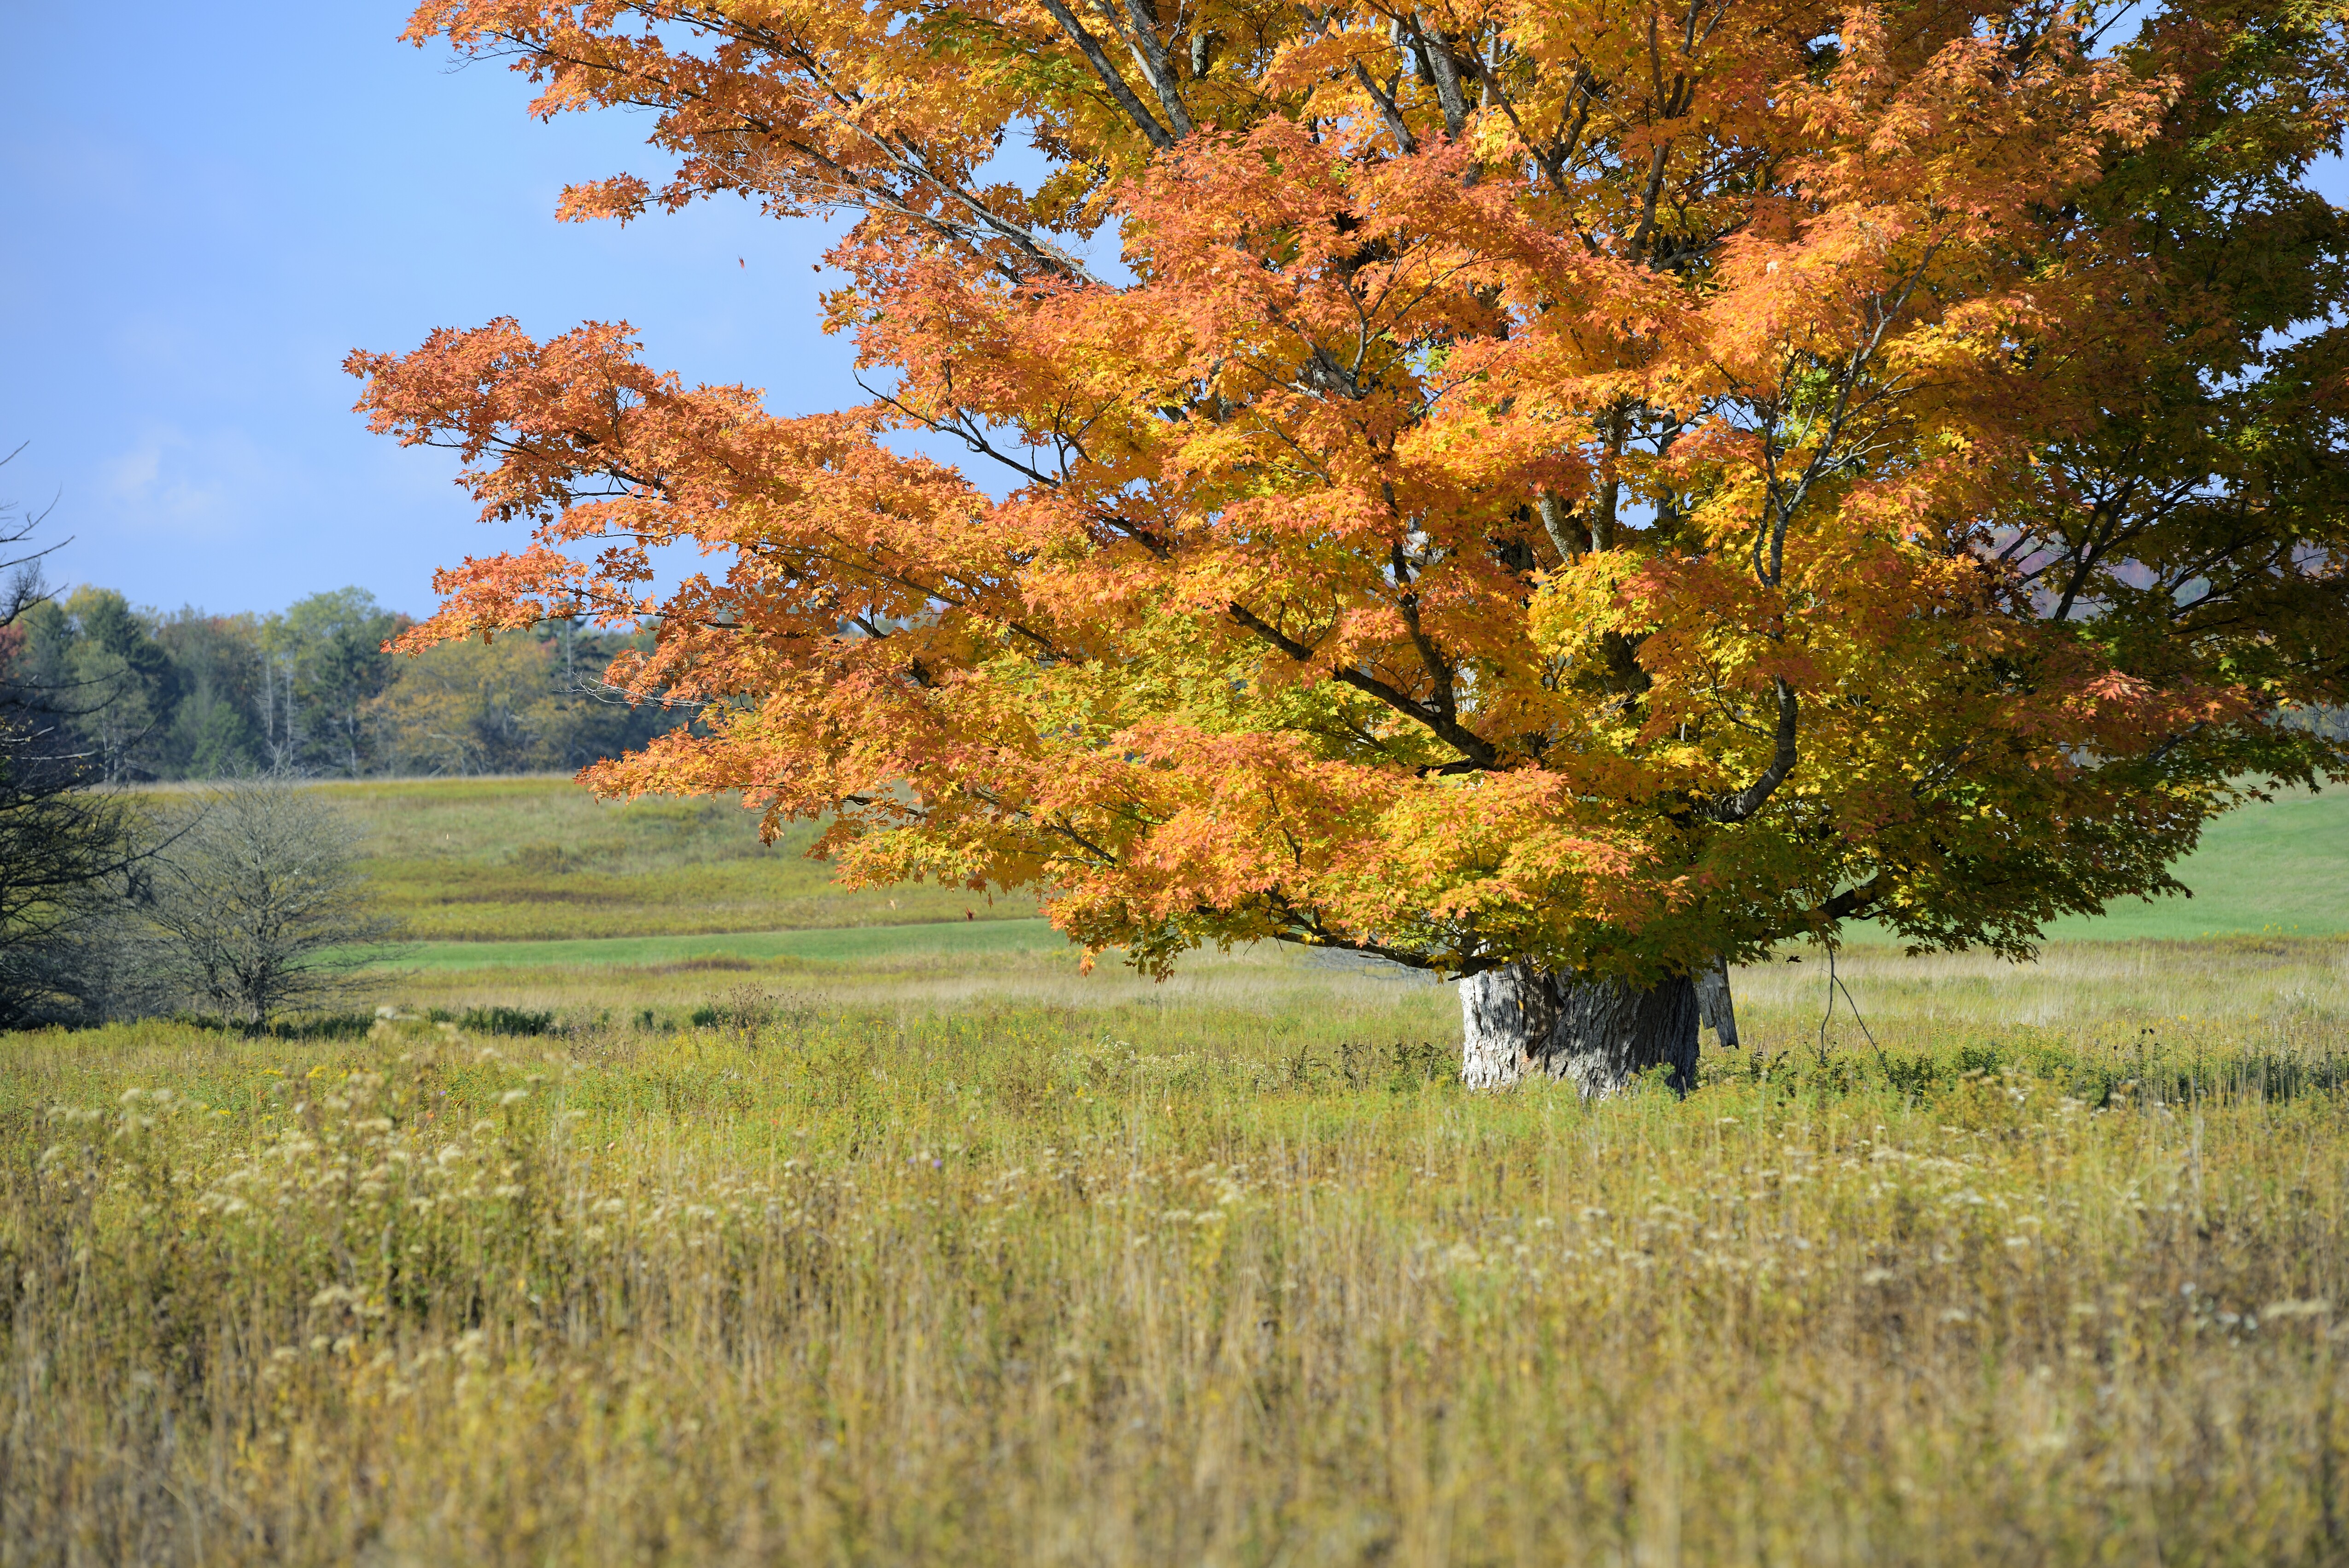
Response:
[356,0,2349,983]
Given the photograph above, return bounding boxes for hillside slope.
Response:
[304,774,2343,947]
[2044,784,2349,941]
[318,778,1037,941]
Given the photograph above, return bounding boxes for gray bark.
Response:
[1460,960,1558,1088]
[1459,961,1700,1097]
[1694,954,1738,1050]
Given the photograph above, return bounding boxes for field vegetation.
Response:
[302,778,1040,942]
[4,937,2346,1564]
[10,778,2343,1562]
[2037,784,2349,942]
[145,775,2349,953]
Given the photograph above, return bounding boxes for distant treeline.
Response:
[0,585,684,780]
[2,580,2337,786]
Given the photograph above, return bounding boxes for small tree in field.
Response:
[145,777,398,1028]
[359,0,2349,1091]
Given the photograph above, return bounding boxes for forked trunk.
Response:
[1459,961,1701,1096]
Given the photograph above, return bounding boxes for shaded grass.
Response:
[5,941,2349,1563]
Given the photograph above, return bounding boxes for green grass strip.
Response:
[2040,784,2349,940]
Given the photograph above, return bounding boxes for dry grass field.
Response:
[4,935,2348,1565]
[307,778,1040,941]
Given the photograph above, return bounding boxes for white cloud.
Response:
[96,424,286,543]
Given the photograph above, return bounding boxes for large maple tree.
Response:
[358,0,2349,1089]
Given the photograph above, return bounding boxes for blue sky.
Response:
[1,2,859,619]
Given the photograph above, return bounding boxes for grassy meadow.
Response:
[6,777,2349,1564]
[307,777,1039,942]
[2039,783,2349,942]
[158,773,2349,951]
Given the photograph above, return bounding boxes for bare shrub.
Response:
[143,775,401,1027]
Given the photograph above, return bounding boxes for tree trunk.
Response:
[1694,954,1738,1050]
[1458,961,1700,1097]
[1459,960,1560,1089]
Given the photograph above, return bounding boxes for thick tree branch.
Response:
[1815,872,1887,922]
[1703,677,1797,823]
[1535,490,1584,562]
[1403,13,1471,136]
[1226,601,1498,768]
[1105,0,1196,139]
[1352,58,1420,154]
[1037,0,1178,148]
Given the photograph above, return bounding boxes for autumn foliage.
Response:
[354,0,2349,983]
